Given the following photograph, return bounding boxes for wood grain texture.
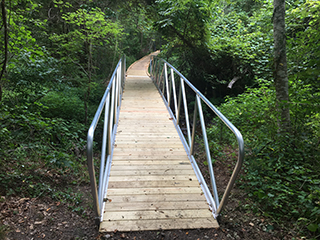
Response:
[100,52,218,232]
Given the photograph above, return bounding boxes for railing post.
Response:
[177,83,182,125]
[216,129,244,215]
[171,68,178,119]
[155,59,160,86]
[164,63,170,104]
[87,130,100,221]
[196,95,220,208]
[114,70,119,123]
[190,98,198,156]
[121,55,126,90]
[98,93,110,204]
[150,56,152,74]
[181,78,192,147]
[108,79,116,155]
[162,63,166,94]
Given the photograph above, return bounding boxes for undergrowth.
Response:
[206,80,320,239]
[0,102,89,214]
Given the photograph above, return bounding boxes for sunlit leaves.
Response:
[0,1,45,62]
[287,0,320,86]
[51,7,123,51]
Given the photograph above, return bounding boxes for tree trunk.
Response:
[273,0,290,133]
[84,41,92,125]
[0,0,8,102]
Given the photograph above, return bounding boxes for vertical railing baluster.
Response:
[162,63,166,94]
[98,93,110,204]
[171,68,178,119]
[154,58,158,84]
[177,83,182,125]
[190,98,198,156]
[117,64,121,109]
[118,66,121,106]
[158,63,164,89]
[196,95,219,208]
[168,68,173,108]
[181,78,192,147]
[164,63,170,104]
[115,67,121,122]
[108,79,116,155]
[155,59,158,84]
[122,56,126,90]
[157,61,161,88]
[156,60,161,86]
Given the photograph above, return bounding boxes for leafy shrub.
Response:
[206,79,320,236]
[40,87,84,122]
[0,102,86,196]
[207,79,277,149]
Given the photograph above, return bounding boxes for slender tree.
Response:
[50,7,123,124]
[0,0,8,102]
[273,0,290,132]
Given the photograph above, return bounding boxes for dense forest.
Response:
[0,0,319,239]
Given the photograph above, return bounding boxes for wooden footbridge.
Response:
[87,53,244,232]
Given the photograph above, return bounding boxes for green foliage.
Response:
[40,87,84,122]
[119,3,157,61]
[1,0,156,207]
[287,0,320,89]
[51,7,123,48]
[207,78,320,236]
[156,0,274,101]
[5,49,60,102]
[208,79,277,148]
[246,135,320,235]
[0,102,86,196]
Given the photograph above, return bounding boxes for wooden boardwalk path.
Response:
[100,54,219,232]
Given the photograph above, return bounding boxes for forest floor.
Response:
[1,147,298,240]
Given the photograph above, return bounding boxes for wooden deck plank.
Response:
[103,209,213,221]
[113,148,186,153]
[110,164,192,170]
[102,201,209,211]
[103,194,207,203]
[111,160,191,165]
[115,135,181,139]
[111,155,190,160]
[114,143,185,148]
[108,175,198,181]
[109,169,196,176]
[106,187,203,195]
[108,180,200,188]
[100,218,219,232]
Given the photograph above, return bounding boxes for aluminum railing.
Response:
[149,56,244,217]
[87,55,126,222]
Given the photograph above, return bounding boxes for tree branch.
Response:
[69,57,89,78]
[169,25,195,49]
[227,76,240,89]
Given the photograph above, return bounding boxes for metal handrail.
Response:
[149,56,244,216]
[87,55,126,222]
